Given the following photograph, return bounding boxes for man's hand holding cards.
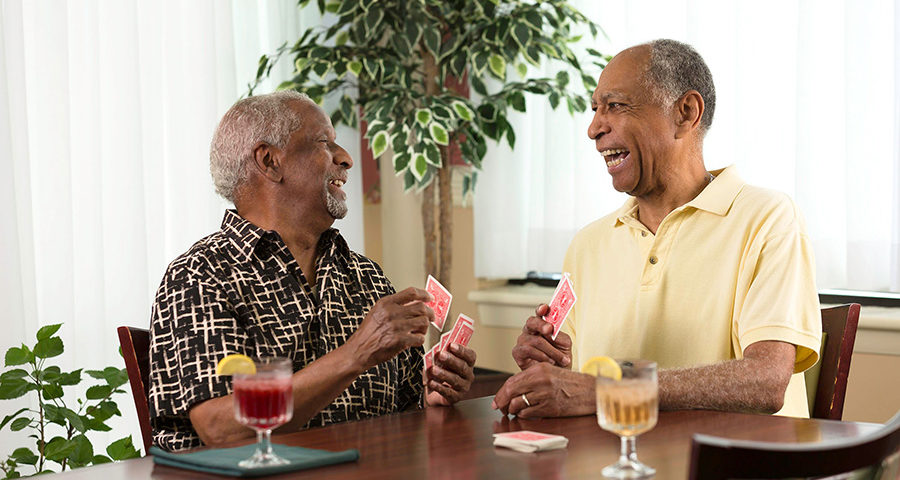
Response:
[510,273,577,370]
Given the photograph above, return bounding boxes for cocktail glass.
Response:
[595,359,658,478]
[233,357,293,468]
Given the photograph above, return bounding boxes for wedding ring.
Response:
[521,393,531,407]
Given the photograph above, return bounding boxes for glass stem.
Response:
[620,435,637,465]
[260,429,273,456]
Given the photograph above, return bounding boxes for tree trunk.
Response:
[422,182,437,278]
[437,147,452,289]
[421,44,445,287]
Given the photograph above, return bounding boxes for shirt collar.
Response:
[219,209,348,263]
[612,165,744,227]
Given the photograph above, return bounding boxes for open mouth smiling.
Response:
[600,148,630,167]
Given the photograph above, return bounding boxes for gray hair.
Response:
[209,90,312,203]
[641,39,716,134]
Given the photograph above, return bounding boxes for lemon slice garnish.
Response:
[580,356,622,380]
[216,354,256,375]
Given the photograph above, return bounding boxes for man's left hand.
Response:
[491,363,595,418]
[425,343,477,406]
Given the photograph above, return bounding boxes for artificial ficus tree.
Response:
[252,0,607,289]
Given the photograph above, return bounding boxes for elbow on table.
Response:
[755,372,792,414]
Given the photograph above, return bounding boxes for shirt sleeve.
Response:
[148,261,248,450]
[735,202,823,374]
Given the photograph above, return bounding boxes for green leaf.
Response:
[41,383,63,400]
[0,378,31,400]
[67,434,93,465]
[393,153,410,173]
[85,417,111,432]
[45,437,77,463]
[548,91,560,110]
[324,0,340,13]
[33,337,63,359]
[512,22,532,50]
[347,60,363,77]
[516,62,527,79]
[362,57,379,78]
[423,143,441,167]
[523,45,541,66]
[404,17,423,47]
[5,346,31,366]
[336,0,357,16]
[431,104,453,120]
[470,75,488,95]
[429,123,449,146]
[451,101,474,122]
[11,447,38,465]
[477,103,497,122]
[472,50,489,77]
[363,8,383,39]
[488,54,506,80]
[38,366,60,382]
[556,70,570,88]
[57,369,82,386]
[423,27,440,58]
[335,30,349,46]
[403,169,416,192]
[35,324,62,341]
[462,175,470,198]
[507,91,526,112]
[91,455,112,465]
[414,108,432,127]
[371,131,389,158]
[10,417,30,431]
[1,369,28,381]
[411,153,428,181]
[107,436,140,461]
[312,61,330,78]
[0,407,29,430]
[523,10,542,31]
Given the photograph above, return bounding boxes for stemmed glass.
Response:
[595,359,658,478]
[232,357,294,468]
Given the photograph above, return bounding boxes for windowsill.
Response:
[469,285,900,356]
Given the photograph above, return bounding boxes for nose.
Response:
[587,108,609,141]
[333,143,353,169]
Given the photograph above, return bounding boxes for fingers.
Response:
[523,315,554,337]
[512,331,570,368]
[426,381,460,405]
[534,303,550,317]
[391,286,432,305]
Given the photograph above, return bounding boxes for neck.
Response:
[635,164,711,234]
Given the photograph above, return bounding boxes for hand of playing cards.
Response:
[493,431,569,453]
[423,275,476,371]
[543,273,577,340]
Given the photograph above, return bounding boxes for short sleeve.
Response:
[148,263,248,451]
[736,218,822,374]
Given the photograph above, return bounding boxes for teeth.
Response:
[599,148,627,156]
[331,179,345,187]
[606,158,624,167]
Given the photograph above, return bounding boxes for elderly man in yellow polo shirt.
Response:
[492,39,822,418]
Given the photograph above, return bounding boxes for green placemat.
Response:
[150,444,359,477]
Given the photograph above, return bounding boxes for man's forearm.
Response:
[190,344,367,446]
[658,341,795,414]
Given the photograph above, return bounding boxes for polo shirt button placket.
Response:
[649,255,658,265]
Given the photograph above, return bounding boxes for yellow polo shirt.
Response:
[561,165,821,417]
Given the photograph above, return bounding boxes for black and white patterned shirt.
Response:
[147,210,424,452]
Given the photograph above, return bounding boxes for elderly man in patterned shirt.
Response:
[147,91,477,452]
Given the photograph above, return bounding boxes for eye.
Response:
[608,102,625,109]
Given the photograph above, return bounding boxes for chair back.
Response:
[809,303,860,420]
[688,410,900,479]
[117,326,152,453]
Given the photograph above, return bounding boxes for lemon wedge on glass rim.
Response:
[580,356,623,380]
[215,354,256,375]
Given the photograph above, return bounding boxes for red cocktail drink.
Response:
[234,377,292,429]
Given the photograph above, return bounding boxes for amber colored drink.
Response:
[233,376,293,430]
[596,379,659,437]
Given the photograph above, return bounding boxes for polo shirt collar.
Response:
[219,209,348,263]
[612,165,744,227]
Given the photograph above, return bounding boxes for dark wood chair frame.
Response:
[813,303,860,420]
[689,410,900,479]
[117,326,152,453]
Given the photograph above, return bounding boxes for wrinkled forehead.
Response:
[290,99,334,137]
[593,46,652,100]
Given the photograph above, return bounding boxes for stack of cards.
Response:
[543,273,577,340]
[424,314,475,371]
[493,431,569,453]
[425,275,452,330]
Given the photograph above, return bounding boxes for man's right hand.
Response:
[346,287,433,372]
[511,304,572,370]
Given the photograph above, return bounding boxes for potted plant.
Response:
[251,0,607,289]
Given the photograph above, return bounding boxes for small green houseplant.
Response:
[252,0,607,289]
[0,324,140,478]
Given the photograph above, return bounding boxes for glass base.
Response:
[601,460,656,479]
[238,448,291,468]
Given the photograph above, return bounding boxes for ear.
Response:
[251,142,284,183]
[673,90,704,139]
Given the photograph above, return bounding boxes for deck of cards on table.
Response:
[493,431,569,453]
[544,273,577,340]
[425,275,452,330]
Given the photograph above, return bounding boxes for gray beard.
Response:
[326,191,348,219]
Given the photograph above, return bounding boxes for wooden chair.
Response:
[117,326,152,453]
[806,303,860,420]
[688,410,900,479]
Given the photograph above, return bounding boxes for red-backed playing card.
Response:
[425,275,452,331]
[494,431,558,442]
[544,273,576,340]
[444,314,475,352]
[424,346,435,371]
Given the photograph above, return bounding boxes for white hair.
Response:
[209,90,312,203]
[641,39,716,134]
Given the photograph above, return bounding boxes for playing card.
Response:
[493,430,569,453]
[424,346,435,371]
[444,314,475,351]
[494,431,559,442]
[544,273,577,341]
[425,275,452,331]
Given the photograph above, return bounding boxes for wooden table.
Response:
[53,396,880,479]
